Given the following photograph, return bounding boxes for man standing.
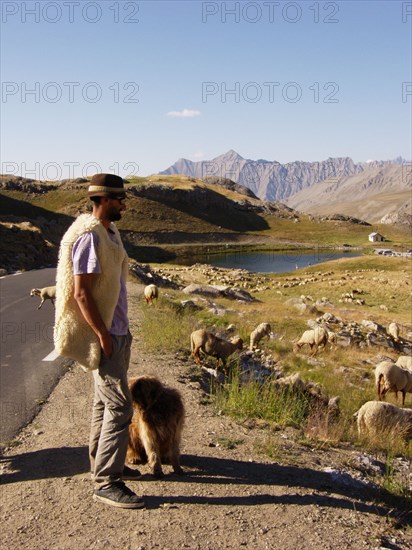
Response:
[54,174,144,509]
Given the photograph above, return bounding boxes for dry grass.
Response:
[135,254,411,462]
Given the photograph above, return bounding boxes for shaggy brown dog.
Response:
[127,375,185,478]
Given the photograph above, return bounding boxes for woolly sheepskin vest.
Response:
[54,213,128,370]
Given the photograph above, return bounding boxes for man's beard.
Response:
[108,208,122,222]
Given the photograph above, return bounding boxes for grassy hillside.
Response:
[1,174,411,272]
[135,255,412,476]
[285,164,410,223]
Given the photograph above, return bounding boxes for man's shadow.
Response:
[1,447,410,526]
[0,446,90,484]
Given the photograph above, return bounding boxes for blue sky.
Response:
[1,0,411,179]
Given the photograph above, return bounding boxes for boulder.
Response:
[183,284,254,302]
[361,320,386,333]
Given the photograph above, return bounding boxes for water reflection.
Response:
[175,250,360,274]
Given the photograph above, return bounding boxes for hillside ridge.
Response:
[160,152,410,223]
[1,174,410,274]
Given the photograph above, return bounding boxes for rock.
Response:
[366,332,396,350]
[318,313,340,324]
[183,284,254,302]
[322,467,371,490]
[183,284,223,298]
[294,302,320,315]
[130,262,180,289]
[361,320,386,333]
[274,373,305,392]
[180,300,201,311]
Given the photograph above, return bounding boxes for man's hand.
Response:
[99,332,113,358]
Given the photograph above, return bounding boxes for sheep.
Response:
[293,326,328,356]
[375,360,412,406]
[144,284,158,305]
[396,356,412,370]
[190,329,243,370]
[387,322,400,341]
[354,400,412,440]
[326,330,337,346]
[30,286,56,309]
[249,322,272,350]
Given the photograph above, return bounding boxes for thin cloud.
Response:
[166,109,201,118]
[192,151,205,159]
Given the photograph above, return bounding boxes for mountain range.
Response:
[161,151,410,223]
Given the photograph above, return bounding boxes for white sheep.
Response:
[375,360,412,406]
[326,330,337,346]
[293,326,328,356]
[396,356,412,370]
[387,322,400,342]
[354,400,412,440]
[249,322,272,350]
[144,284,159,305]
[190,329,243,369]
[30,286,56,309]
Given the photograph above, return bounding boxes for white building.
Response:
[368,232,385,242]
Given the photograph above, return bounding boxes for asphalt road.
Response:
[0,268,68,446]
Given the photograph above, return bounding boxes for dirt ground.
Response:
[1,282,411,550]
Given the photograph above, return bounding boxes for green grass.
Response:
[213,368,310,429]
[216,437,244,450]
[138,296,196,353]
[256,214,412,247]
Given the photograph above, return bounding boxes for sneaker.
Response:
[122,465,142,480]
[93,482,145,509]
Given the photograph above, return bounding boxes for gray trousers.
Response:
[89,332,133,489]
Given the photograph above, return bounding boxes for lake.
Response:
[175,250,360,274]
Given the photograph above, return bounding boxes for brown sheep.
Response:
[190,329,243,369]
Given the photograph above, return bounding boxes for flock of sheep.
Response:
[186,298,412,443]
[356,357,412,440]
[31,282,412,443]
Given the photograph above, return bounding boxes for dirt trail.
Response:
[1,282,411,550]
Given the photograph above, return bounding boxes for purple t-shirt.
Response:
[72,231,128,336]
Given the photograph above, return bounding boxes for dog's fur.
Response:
[127,375,185,478]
